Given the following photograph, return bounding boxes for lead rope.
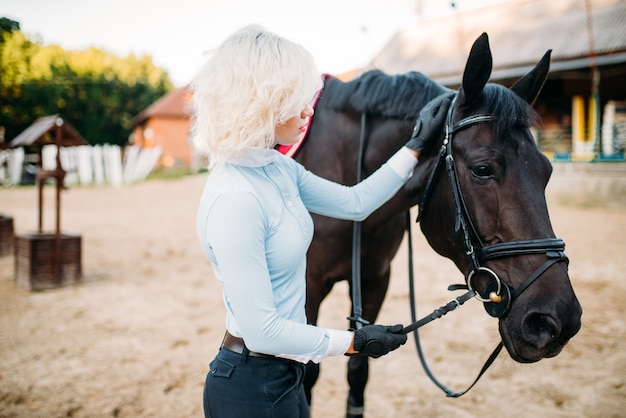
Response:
[404,211,504,397]
[348,113,370,330]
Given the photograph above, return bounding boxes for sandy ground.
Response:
[1,174,625,418]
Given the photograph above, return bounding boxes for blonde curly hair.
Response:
[190,25,322,169]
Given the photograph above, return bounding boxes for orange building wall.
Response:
[133,117,191,169]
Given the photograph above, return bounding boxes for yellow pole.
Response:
[587,96,597,143]
[572,95,585,143]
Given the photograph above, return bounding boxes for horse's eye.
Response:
[471,165,494,179]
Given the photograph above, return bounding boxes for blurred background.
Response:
[1,0,624,203]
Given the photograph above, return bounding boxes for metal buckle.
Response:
[467,266,501,303]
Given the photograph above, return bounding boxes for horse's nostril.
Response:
[523,312,559,349]
[528,313,554,334]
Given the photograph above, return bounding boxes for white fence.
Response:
[0,145,162,187]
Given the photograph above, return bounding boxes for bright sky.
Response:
[3,0,506,87]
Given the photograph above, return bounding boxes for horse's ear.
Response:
[458,32,492,108]
[510,50,551,106]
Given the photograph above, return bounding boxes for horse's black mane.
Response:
[320,70,539,131]
[321,70,447,120]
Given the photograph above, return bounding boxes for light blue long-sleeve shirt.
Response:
[196,146,416,363]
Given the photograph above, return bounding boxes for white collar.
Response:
[228,147,277,167]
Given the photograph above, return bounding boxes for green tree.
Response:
[0,22,173,146]
[0,17,20,39]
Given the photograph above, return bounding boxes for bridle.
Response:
[412,95,568,320]
[347,95,569,396]
[401,94,569,396]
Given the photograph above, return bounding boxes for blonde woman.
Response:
[192,25,450,418]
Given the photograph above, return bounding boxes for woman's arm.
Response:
[297,147,418,221]
[202,191,353,362]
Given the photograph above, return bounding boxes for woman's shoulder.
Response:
[200,169,263,217]
[204,164,254,194]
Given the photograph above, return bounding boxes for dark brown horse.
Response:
[293,33,582,418]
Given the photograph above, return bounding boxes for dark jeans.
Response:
[203,347,309,418]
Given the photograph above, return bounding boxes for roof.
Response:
[132,86,192,127]
[370,0,626,84]
[8,115,88,148]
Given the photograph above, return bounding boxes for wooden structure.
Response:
[8,115,87,290]
[0,131,14,256]
[0,213,14,256]
[14,232,82,290]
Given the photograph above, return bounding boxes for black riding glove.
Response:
[352,324,407,358]
[405,93,454,155]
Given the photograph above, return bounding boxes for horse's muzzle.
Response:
[501,300,582,363]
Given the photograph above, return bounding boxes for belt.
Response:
[222,332,275,359]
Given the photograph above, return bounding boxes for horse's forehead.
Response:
[454,123,541,159]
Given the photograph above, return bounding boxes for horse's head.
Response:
[418,33,582,363]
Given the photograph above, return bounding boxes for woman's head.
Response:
[191,24,322,168]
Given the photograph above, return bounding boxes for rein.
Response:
[348,113,370,330]
[404,211,504,397]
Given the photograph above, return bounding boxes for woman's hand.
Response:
[405,93,454,156]
[346,324,407,358]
